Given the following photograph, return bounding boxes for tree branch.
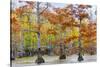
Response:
[39,3,49,15]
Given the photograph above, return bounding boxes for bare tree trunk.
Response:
[37,32,41,48]
[20,30,24,52]
[35,2,45,64]
[59,32,66,60]
[36,2,41,48]
[78,19,84,62]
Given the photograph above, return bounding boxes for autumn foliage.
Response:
[11,1,96,55]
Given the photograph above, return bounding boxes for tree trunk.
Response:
[35,2,45,64]
[78,19,84,62]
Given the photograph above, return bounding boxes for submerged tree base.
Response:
[78,55,84,62]
[35,56,45,64]
[59,54,66,60]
